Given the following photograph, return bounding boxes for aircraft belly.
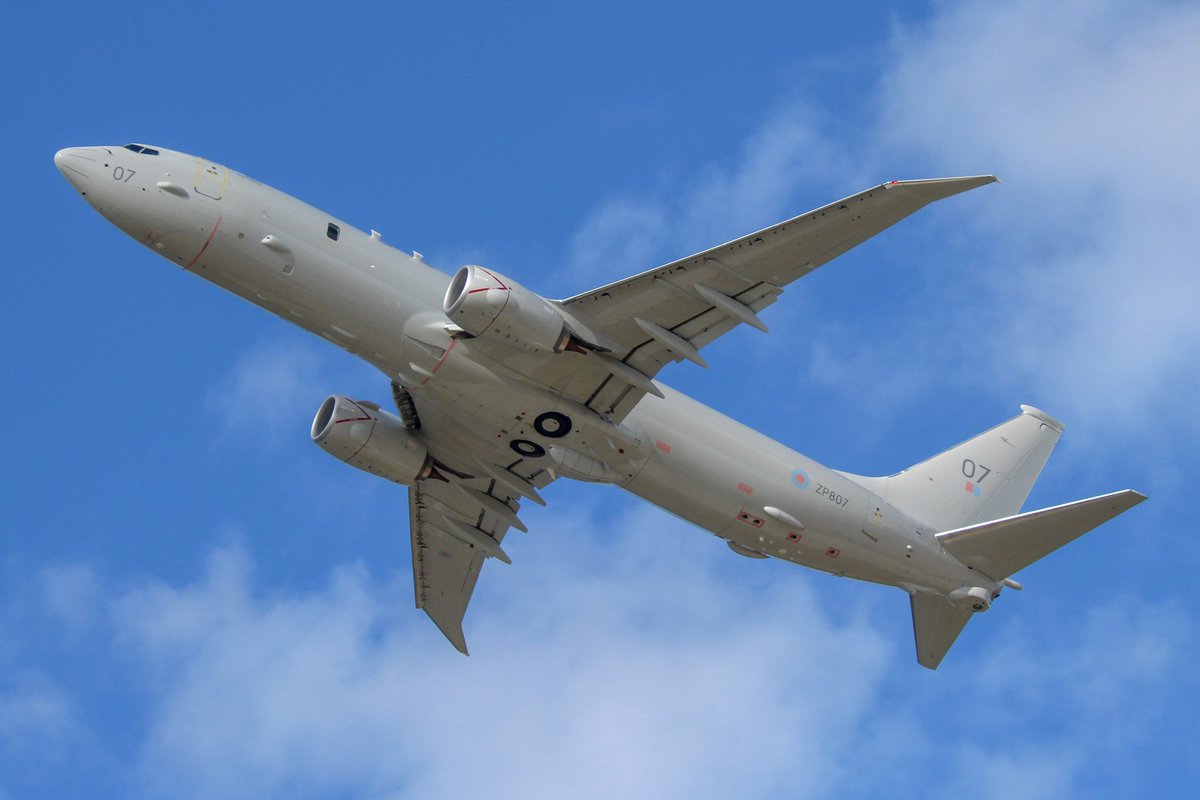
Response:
[622,387,937,588]
[413,368,653,483]
[623,452,749,538]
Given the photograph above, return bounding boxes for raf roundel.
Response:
[791,468,811,490]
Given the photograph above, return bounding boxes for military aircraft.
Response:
[54,144,1145,668]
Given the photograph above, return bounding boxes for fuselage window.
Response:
[327,223,340,241]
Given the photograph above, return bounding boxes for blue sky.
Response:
[3,0,1197,797]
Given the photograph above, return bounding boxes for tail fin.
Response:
[909,489,1146,669]
[865,405,1065,532]
[910,592,973,670]
[876,406,1148,670]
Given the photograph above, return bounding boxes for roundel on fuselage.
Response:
[510,439,546,458]
[533,411,572,438]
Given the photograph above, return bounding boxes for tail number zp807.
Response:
[814,483,850,507]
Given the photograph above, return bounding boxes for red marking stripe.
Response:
[337,400,376,462]
[184,215,223,270]
[420,339,458,386]
[476,266,510,290]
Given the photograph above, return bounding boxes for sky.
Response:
[3,0,1197,797]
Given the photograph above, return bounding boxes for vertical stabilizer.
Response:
[871,406,1064,532]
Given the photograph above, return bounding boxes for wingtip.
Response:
[449,622,470,655]
[427,610,471,655]
[1122,489,1149,506]
[887,174,999,200]
[1099,488,1148,508]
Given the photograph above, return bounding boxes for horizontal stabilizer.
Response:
[911,592,974,670]
[937,489,1147,579]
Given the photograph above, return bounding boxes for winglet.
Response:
[425,611,470,655]
[886,174,998,204]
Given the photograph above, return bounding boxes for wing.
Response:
[407,427,553,654]
[540,176,997,421]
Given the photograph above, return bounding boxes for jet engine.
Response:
[948,586,993,612]
[443,265,569,354]
[311,395,433,484]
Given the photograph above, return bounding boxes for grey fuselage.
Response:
[55,144,989,598]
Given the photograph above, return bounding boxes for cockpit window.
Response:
[124,144,143,153]
[123,144,159,155]
[327,223,340,241]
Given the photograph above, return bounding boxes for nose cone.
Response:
[54,147,100,191]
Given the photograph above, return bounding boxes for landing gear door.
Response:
[194,160,227,200]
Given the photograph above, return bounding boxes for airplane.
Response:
[54,143,1146,669]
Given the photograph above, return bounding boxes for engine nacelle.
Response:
[948,586,993,612]
[310,395,432,484]
[443,265,568,354]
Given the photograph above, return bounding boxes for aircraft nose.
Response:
[54,146,100,190]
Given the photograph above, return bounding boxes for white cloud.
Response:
[39,564,101,636]
[678,107,857,247]
[0,671,81,757]
[875,0,1200,439]
[0,504,1177,799]
[203,337,383,454]
[107,502,896,800]
[560,107,851,298]
[563,197,667,294]
[558,0,1200,450]
[204,339,329,446]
